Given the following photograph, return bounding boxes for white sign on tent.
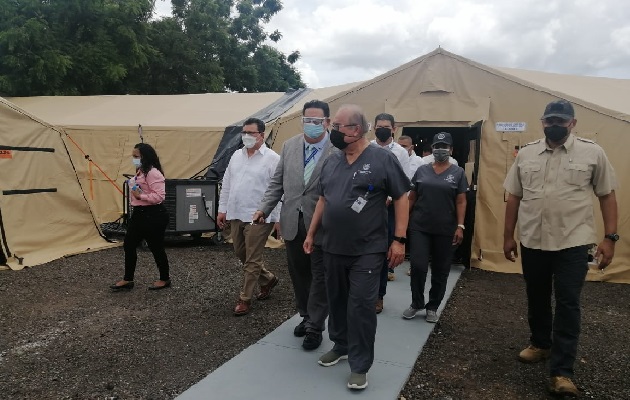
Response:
[496,122,527,132]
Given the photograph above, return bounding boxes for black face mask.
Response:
[330,129,349,150]
[375,127,392,142]
[544,125,569,142]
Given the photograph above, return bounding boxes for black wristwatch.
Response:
[393,236,407,244]
[604,233,620,242]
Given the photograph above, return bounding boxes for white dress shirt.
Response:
[371,140,411,179]
[422,154,459,166]
[218,144,281,222]
[407,153,427,179]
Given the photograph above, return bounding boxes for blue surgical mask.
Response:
[303,123,325,139]
[132,158,141,168]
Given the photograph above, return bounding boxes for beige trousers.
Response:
[230,219,275,301]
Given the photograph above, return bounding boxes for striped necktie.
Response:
[304,145,318,184]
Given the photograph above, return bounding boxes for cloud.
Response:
[156,0,630,88]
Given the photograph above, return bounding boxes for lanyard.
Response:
[304,147,319,167]
[362,184,374,199]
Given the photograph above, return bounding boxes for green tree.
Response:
[0,0,155,96]
[161,0,304,93]
[0,0,304,95]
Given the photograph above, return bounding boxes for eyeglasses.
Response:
[240,131,262,136]
[331,123,358,131]
[302,117,327,125]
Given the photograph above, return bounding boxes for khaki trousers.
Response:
[230,219,275,301]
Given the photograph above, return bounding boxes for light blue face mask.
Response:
[132,157,141,167]
[303,123,325,139]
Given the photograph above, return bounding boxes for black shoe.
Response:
[148,280,171,290]
[110,281,134,291]
[293,319,308,337]
[302,332,322,351]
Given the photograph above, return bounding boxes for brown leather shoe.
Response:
[256,276,279,300]
[375,298,384,314]
[518,345,551,363]
[549,376,579,397]
[233,300,251,316]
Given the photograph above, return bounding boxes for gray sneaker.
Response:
[402,306,420,319]
[318,350,348,367]
[347,372,368,390]
[426,309,439,323]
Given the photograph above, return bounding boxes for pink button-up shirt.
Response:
[128,167,166,206]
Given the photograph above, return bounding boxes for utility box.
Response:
[163,179,218,234]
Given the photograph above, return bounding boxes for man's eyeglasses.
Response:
[240,131,262,135]
[302,117,327,125]
[331,123,358,131]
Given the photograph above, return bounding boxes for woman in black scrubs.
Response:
[402,132,468,323]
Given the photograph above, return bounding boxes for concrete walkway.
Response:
[178,262,465,400]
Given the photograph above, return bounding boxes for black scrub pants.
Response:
[408,230,453,311]
[324,252,383,374]
[123,204,170,281]
[284,212,328,334]
[520,244,588,378]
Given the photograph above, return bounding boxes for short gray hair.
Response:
[340,104,369,135]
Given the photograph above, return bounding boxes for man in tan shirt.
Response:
[503,99,618,397]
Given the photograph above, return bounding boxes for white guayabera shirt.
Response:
[218,144,281,223]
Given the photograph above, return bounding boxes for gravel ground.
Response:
[400,269,630,400]
[1,240,629,399]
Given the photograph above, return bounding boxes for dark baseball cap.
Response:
[542,100,575,120]
[432,132,453,146]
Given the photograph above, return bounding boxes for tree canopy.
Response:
[0,0,304,96]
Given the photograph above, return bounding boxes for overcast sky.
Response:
[154,0,630,88]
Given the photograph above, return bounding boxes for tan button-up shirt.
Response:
[504,134,617,251]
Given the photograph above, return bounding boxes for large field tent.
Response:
[9,93,286,223]
[269,48,629,283]
[0,97,114,269]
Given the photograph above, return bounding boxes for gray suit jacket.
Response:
[259,133,336,244]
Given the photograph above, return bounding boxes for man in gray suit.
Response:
[253,100,334,350]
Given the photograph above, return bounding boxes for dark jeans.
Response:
[408,230,454,311]
[324,252,383,374]
[378,204,395,299]
[124,205,170,281]
[521,245,588,378]
[284,213,328,333]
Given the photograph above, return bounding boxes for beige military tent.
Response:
[0,97,114,269]
[269,48,629,284]
[9,93,286,223]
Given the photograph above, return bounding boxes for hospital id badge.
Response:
[351,197,367,213]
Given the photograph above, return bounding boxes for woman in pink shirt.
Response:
[110,143,171,291]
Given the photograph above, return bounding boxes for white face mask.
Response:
[132,157,141,167]
[241,134,258,149]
